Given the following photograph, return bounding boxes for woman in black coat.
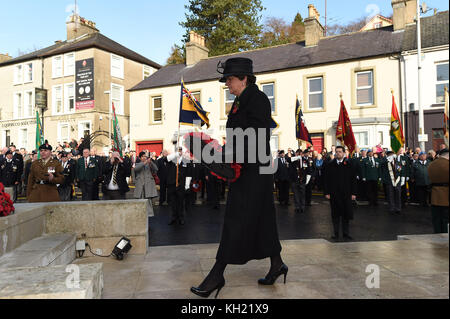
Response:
[191,58,286,298]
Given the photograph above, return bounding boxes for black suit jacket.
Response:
[275,157,290,181]
[101,157,132,194]
[12,152,24,177]
[324,158,357,197]
[156,157,169,183]
[60,160,76,187]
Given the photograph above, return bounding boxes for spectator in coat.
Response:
[102,151,132,200]
[411,152,431,207]
[274,150,290,206]
[134,151,159,216]
[157,150,169,205]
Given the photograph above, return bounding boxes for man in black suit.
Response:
[287,149,313,214]
[275,150,290,206]
[157,150,169,205]
[324,146,357,241]
[0,150,22,202]
[58,151,76,201]
[76,148,100,200]
[102,151,132,200]
[10,144,24,201]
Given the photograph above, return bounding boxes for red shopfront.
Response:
[135,140,163,155]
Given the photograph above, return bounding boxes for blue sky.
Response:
[0,0,448,66]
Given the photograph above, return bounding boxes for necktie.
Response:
[112,164,118,185]
[372,158,375,167]
[85,158,88,169]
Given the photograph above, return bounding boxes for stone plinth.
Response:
[0,263,103,299]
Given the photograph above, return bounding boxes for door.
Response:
[310,133,324,153]
[432,129,444,151]
[136,140,163,156]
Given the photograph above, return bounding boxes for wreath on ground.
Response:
[0,182,15,217]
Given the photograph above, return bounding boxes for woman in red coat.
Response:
[190,58,287,298]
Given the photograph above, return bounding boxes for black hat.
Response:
[386,150,395,156]
[139,151,146,158]
[31,150,37,155]
[439,148,449,155]
[217,58,254,82]
[60,151,68,157]
[278,150,285,155]
[5,150,12,156]
[39,140,52,151]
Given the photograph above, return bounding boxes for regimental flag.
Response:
[295,96,312,146]
[179,81,210,128]
[112,102,123,158]
[35,110,44,159]
[336,97,357,155]
[390,92,405,153]
[444,86,449,147]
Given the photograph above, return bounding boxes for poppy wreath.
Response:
[183,132,241,183]
[0,182,15,217]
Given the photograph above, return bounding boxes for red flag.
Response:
[336,98,357,155]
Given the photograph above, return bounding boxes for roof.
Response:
[0,32,161,69]
[130,25,404,91]
[402,11,449,51]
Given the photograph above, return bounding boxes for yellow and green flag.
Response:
[390,92,404,153]
[35,110,44,159]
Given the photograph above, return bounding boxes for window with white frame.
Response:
[436,62,449,104]
[262,83,275,113]
[64,83,75,113]
[24,62,33,83]
[308,77,324,110]
[53,85,63,114]
[378,131,384,146]
[224,88,235,116]
[14,92,22,119]
[152,96,162,123]
[356,70,374,105]
[78,121,91,139]
[58,123,70,144]
[64,52,75,76]
[143,65,152,79]
[354,131,369,148]
[111,84,124,115]
[18,128,27,149]
[111,54,124,79]
[270,135,279,153]
[24,91,33,118]
[14,64,23,84]
[52,55,63,78]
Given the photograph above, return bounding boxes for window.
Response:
[436,62,449,103]
[356,70,374,105]
[52,55,63,78]
[111,54,124,79]
[373,22,382,29]
[270,135,279,153]
[111,84,124,115]
[308,77,323,110]
[14,64,23,84]
[64,83,75,113]
[24,62,33,82]
[3,130,11,148]
[152,96,162,123]
[143,65,152,79]
[24,91,33,118]
[14,92,22,119]
[262,83,275,113]
[64,52,75,76]
[78,121,91,139]
[53,85,63,114]
[18,128,27,149]
[354,131,369,147]
[224,88,235,116]
[378,131,384,145]
[58,123,70,144]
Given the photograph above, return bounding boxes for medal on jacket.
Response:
[48,167,55,174]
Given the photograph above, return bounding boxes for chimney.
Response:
[0,53,12,63]
[391,0,417,31]
[304,4,324,47]
[185,31,209,66]
[66,14,99,40]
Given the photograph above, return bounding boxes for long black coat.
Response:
[323,158,357,220]
[216,83,282,265]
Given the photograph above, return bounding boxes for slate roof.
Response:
[130,11,449,92]
[402,10,449,51]
[0,32,161,69]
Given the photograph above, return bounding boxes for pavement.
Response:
[74,234,449,299]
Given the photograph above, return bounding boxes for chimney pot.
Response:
[305,4,324,46]
[186,31,209,66]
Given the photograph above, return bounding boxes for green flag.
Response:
[35,111,44,159]
[112,102,123,158]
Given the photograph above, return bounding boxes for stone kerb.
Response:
[44,199,149,256]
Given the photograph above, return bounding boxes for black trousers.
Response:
[387,183,402,213]
[332,215,350,237]
[416,185,430,207]
[305,182,312,205]
[103,189,125,200]
[159,180,168,204]
[92,181,100,200]
[366,180,378,206]
[291,182,305,211]
[356,179,368,201]
[168,185,186,221]
[278,180,290,204]
[206,178,220,207]
[80,181,94,201]
[409,181,418,203]
[58,185,73,201]
[431,206,449,233]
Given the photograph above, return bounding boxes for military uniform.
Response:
[427,150,449,233]
[0,154,22,202]
[352,153,367,202]
[76,156,100,200]
[58,154,76,201]
[27,157,64,202]
[304,155,314,206]
[398,154,411,207]
[380,154,407,214]
[411,159,431,207]
[287,153,313,213]
[362,155,381,206]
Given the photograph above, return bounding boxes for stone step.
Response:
[0,263,103,299]
[0,233,76,269]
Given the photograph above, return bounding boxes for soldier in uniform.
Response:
[0,150,22,202]
[411,151,431,207]
[362,149,381,207]
[304,149,315,207]
[287,149,313,214]
[397,148,411,207]
[27,142,64,203]
[380,151,407,214]
[274,150,290,206]
[58,151,76,201]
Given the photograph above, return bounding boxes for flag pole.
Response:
[176,77,183,187]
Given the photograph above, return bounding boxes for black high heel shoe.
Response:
[258,264,288,285]
[190,278,225,298]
